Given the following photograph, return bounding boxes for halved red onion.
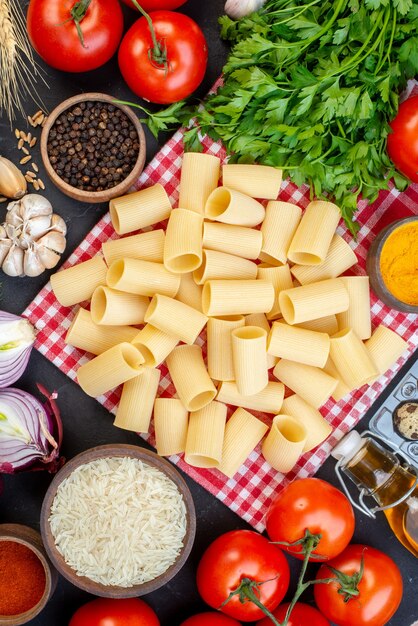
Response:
[0,386,64,474]
[0,311,36,387]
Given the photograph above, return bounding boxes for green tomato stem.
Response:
[69,0,93,48]
[220,577,281,626]
[128,0,168,70]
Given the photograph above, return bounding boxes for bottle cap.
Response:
[331,431,365,463]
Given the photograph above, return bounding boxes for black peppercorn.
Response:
[47,101,140,192]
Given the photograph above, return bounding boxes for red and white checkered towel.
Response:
[24,129,418,531]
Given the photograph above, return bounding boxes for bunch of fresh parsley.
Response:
[125,0,418,233]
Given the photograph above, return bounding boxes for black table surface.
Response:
[0,1,417,624]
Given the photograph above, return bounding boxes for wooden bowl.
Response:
[41,93,146,204]
[366,216,418,314]
[0,524,58,626]
[40,444,196,598]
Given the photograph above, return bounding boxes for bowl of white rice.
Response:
[40,444,196,597]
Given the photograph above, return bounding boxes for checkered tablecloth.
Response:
[23,128,418,532]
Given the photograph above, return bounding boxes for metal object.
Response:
[369,357,418,469]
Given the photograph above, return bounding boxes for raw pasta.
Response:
[257,264,293,320]
[288,200,341,265]
[114,368,160,432]
[163,208,203,273]
[166,345,217,412]
[262,415,307,473]
[106,258,180,298]
[90,286,149,326]
[291,234,357,285]
[260,201,302,265]
[154,398,189,456]
[364,325,408,377]
[273,359,338,408]
[65,308,138,355]
[178,152,220,214]
[131,324,178,368]
[330,328,378,389]
[216,381,284,414]
[102,230,165,266]
[222,164,282,200]
[267,321,330,368]
[207,315,245,381]
[336,276,372,340]
[50,256,107,307]
[281,394,332,452]
[194,249,257,285]
[218,408,269,478]
[185,401,227,468]
[109,184,171,235]
[205,187,265,227]
[144,294,207,345]
[202,279,275,316]
[279,278,349,325]
[232,326,268,396]
[203,222,262,259]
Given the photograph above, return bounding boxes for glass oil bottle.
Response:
[332,430,418,558]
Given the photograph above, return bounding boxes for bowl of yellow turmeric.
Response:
[366,216,418,313]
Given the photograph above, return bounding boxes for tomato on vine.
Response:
[27,0,124,73]
[256,602,330,626]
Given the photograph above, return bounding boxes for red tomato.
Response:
[266,478,355,561]
[196,530,290,622]
[387,95,418,182]
[69,598,160,626]
[118,11,208,104]
[121,0,187,9]
[27,0,124,73]
[314,544,403,626]
[256,602,330,626]
[180,613,242,626]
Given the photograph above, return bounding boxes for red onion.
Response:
[0,311,35,387]
[0,385,64,474]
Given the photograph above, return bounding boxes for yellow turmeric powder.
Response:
[379,221,418,306]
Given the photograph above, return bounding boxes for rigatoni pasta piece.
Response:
[90,286,149,326]
[222,164,282,200]
[154,398,189,456]
[218,408,269,478]
[273,359,338,408]
[202,279,275,316]
[245,313,278,369]
[257,264,293,320]
[163,209,203,273]
[109,184,172,235]
[203,222,262,259]
[207,315,245,381]
[131,324,178,367]
[260,201,302,265]
[65,308,138,355]
[262,415,307,473]
[279,278,349,325]
[77,342,145,397]
[175,272,203,312]
[178,153,220,214]
[102,230,165,266]
[232,326,268,395]
[205,187,265,227]
[281,394,332,452]
[193,249,257,285]
[185,401,227,468]
[336,276,372,340]
[288,200,341,265]
[364,325,408,377]
[295,315,338,336]
[113,368,160,433]
[144,294,207,345]
[267,321,330,368]
[106,258,180,298]
[166,345,217,412]
[330,328,378,389]
[50,256,107,307]
[216,381,284,414]
[291,234,357,285]
[323,356,352,402]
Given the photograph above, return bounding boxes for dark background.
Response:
[0,1,417,624]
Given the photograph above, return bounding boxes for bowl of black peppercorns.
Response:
[41,93,146,203]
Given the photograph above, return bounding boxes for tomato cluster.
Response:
[69,478,403,626]
[26,0,208,104]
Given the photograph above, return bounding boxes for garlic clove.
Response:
[18,194,53,221]
[0,225,7,239]
[6,202,23,229]
[0,240,12,266]
[36,231,67,254]
[23,247,46,277]
[24,214,52,240]
[224,0,266,19]
[0,157,27,200]
[49,214,67,236]
[2,245,24,277]
[36,244,61,270]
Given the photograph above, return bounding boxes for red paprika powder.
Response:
[0,540,46,615]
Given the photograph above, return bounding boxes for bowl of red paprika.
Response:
[366,216,418,313]
[0,524,58,626]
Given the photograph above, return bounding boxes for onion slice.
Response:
[0,311,36,387]
[0,386,64,473]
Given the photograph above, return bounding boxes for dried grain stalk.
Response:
[0,0,47,124]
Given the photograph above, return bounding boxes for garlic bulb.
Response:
[0,194,67,278]
[224,0,266,19]
[0,157,27,200]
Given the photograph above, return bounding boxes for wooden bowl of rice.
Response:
[40,444,196,598]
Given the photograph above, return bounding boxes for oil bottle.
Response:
[331,430,418,558]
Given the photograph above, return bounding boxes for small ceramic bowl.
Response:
[40,444,196,598]
[366,216,418,314]
[41,93,146,204]
[0,524,58,626]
